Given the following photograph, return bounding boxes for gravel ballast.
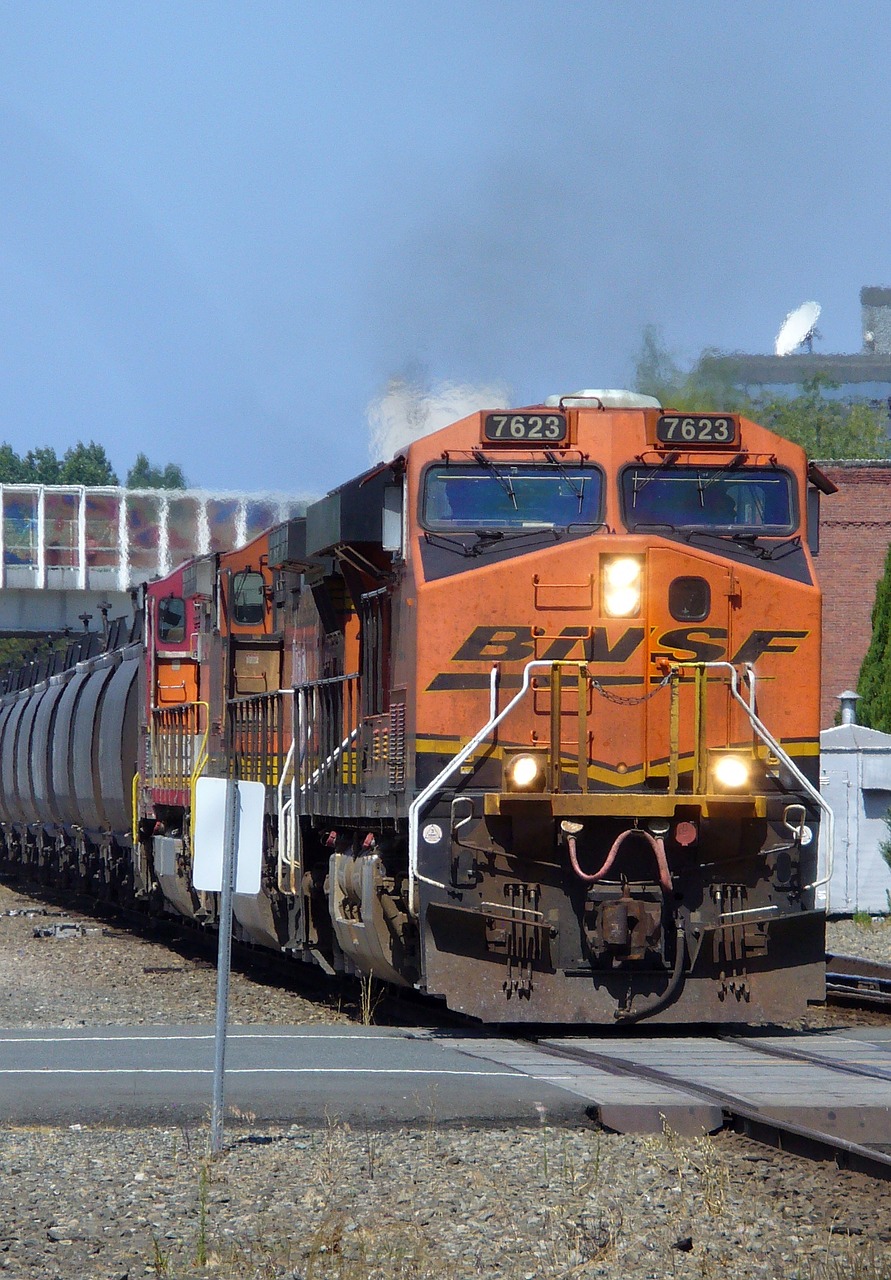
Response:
[826,914,891,965]
[1,880,890,1279]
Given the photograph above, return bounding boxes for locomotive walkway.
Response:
[1,1024,890,1169]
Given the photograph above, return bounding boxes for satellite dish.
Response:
[775,301,822,356]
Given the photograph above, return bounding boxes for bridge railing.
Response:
[0,484,306,592]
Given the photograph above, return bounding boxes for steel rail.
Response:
[825,952,891,1009]
[529,1037,891,1181]
[720,1033,891,1084]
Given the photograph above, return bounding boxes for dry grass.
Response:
[119,1118,891,1280]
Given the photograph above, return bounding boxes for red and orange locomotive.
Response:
[0,390,832,1023]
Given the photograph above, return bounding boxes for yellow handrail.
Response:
[546,661,589,792]
[131,771,140,846]
[189,701,211,816]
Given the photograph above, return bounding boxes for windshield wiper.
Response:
[631,453,679,506]
[468,527,559,556]
[424,527,559,559]
[700,453,747,492]
[684,529,776,559]
[543,450,585,512]
[472,451,517,509]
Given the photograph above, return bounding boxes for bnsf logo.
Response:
[450,625,808,666]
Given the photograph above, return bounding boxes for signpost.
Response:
[192,775,265,1152]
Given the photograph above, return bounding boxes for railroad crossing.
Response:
[2,1023,890,1176]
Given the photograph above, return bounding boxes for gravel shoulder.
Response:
[826,914,891,964]
[0,881,351,1029]
[1,880,891,1279]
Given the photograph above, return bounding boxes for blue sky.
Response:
[0,1,889,494]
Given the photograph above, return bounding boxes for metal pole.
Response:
[210,777,240,1153]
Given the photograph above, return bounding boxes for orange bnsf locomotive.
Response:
[0,390,833,1024]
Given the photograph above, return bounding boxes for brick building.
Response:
[817,462,891,726]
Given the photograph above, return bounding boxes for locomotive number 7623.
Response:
[484,413,567,442]
[656,414,737,445]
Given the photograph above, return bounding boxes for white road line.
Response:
[0,1067,564,1078]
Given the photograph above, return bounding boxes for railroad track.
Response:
[826,952,891,1009]
[522,1031,891,1181]
[6,872,891,1183]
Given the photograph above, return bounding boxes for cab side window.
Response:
[157,596,186,644]
[232,571,266,626]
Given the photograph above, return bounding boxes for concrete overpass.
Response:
[0,484,306,633]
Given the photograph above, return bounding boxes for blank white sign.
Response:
[192,776,266,895]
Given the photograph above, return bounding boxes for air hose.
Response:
[613,926,687,1024]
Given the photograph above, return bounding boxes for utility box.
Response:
[820,721,891,913]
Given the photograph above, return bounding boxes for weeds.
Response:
[133,1122,890,1280]
[195,1159,211,1266]
[311,1110,355,1204]
[363,1118,377,1179]
[150,1233,170,1276]
[228,1104,258,1124]
[302,1213,438,1280]
[793,1234,891,1280]
[358,970,383,1025]
[641,1119,729,1219]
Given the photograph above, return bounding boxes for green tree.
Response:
[632,327,756,414]
[631,330,891,459]
[756,375,890,460]
[0,444,26,482]
[126,452,188,489]
[633,324,685,402]
[59,440,118,485]
[857,542,891,732]
[22,446,62,484]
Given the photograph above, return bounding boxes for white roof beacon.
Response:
[544,389,662,409]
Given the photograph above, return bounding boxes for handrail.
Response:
[294,675,361,814]
[188,701,211,818]
[150,698,208,797]
[276,737,297,893]
[408,656,833,917]
[131,771,140,847]
[679,660,833,895]
[408,659,554,915]
[301,727,360,793]
[225,685,292,786]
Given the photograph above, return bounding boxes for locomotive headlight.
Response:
[602,556,643,617]
[712,754,751,790]
[504,751,548,792]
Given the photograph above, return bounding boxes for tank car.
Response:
[0,390,833,1024]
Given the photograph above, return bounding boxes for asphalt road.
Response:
[6,1024,884,1137]
[0,1025,595,1127]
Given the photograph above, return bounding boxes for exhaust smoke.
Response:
[368,374,510,462]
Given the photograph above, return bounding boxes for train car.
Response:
[0,617,141,894]
[261,390,831,1023]
[141,529,292,945]
[0,389,833,1025]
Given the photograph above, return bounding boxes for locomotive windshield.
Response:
[423,462,603,530]
[621,466,795,533]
